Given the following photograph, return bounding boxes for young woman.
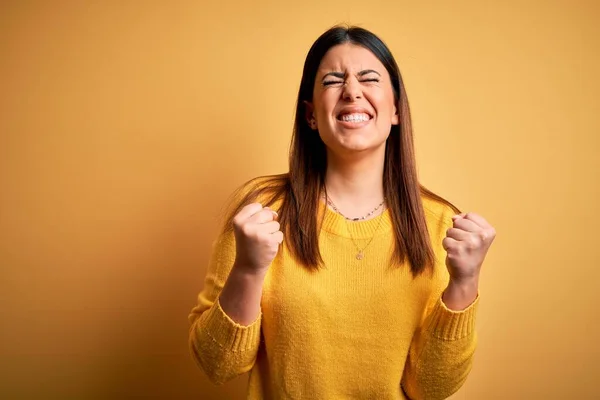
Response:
[189,25,496,399]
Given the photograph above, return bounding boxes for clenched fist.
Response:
[232,203,284,274]
[443,212,496,284]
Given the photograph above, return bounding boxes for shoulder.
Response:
[421,194,458,236]
[421,194,459,279]
[218,174,288,233]
[228,173,289,210]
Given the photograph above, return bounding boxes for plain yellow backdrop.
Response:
[1,1,598,399]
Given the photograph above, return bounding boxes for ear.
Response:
[303,100,317,130]
[391,102,399,125]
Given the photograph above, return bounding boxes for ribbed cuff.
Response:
[426,294,479,340]
[199,299,262,352]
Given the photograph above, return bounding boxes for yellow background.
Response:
[1,1,598,399]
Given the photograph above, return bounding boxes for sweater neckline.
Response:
[318,200,393,239]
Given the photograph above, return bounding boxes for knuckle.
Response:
[272,233,283,245]
[232,214,242,226]
[254,230,267,241]
[260,209,273,221]
[241,224,254,237]
[265,209,276,219]
[467,237,478,249]
[442,239,453,252]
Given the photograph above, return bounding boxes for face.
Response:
[305,43,399,157]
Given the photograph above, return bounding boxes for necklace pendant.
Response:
[356,251,364,260]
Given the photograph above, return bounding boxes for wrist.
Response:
[232,261,268,280]
[219,262,267,326]
[449,274,480,290]
[443,278,479,311]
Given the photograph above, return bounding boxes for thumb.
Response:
[451,213,466,221]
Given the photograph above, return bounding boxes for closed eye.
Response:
[323,78,379,86]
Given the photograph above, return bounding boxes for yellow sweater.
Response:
[189,195,478,400]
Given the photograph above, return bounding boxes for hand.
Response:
[443,212,496,285]
[232,203,283,274]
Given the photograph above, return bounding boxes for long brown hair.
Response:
[223,26,460,277]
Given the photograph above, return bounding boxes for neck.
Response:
[324,150,385,219]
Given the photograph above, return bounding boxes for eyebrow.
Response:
[321,69,381,81]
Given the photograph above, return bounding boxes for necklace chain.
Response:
[324,194,386,260]
[324,196,385,221]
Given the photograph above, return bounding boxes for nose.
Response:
[342,78,362,101]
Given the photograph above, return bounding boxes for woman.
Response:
[189,25,496,399]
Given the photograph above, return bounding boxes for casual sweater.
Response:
[188,194,479,400]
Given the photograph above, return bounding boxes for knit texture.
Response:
[189,195,478,400]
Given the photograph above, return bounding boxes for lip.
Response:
[336,117,371,129]
[335,106,373,129]
[336,106,374,120]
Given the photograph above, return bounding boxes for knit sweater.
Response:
[188,194,479,400]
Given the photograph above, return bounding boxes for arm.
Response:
[402,205,495,399]
[401,278,479,400]
[188,231,265,385]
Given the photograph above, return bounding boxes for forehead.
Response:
[317,43,386,74]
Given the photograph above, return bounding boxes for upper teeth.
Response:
[341,113,370,122]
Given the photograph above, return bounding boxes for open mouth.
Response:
[336,110,373,128]
[336,112,372,122]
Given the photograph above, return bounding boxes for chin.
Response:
[336,140,384,155]
[322,130,386,154]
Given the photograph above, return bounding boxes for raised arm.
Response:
[188,203,282,384]
[401,210,496,399]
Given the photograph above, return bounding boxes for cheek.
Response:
[371,92,396,119]
[313,96,335,121]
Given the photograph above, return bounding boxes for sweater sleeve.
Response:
[188,229,262,385]
[401,205,479,400]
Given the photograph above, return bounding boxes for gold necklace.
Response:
[325,195,386,260]
[324,196,385,221]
